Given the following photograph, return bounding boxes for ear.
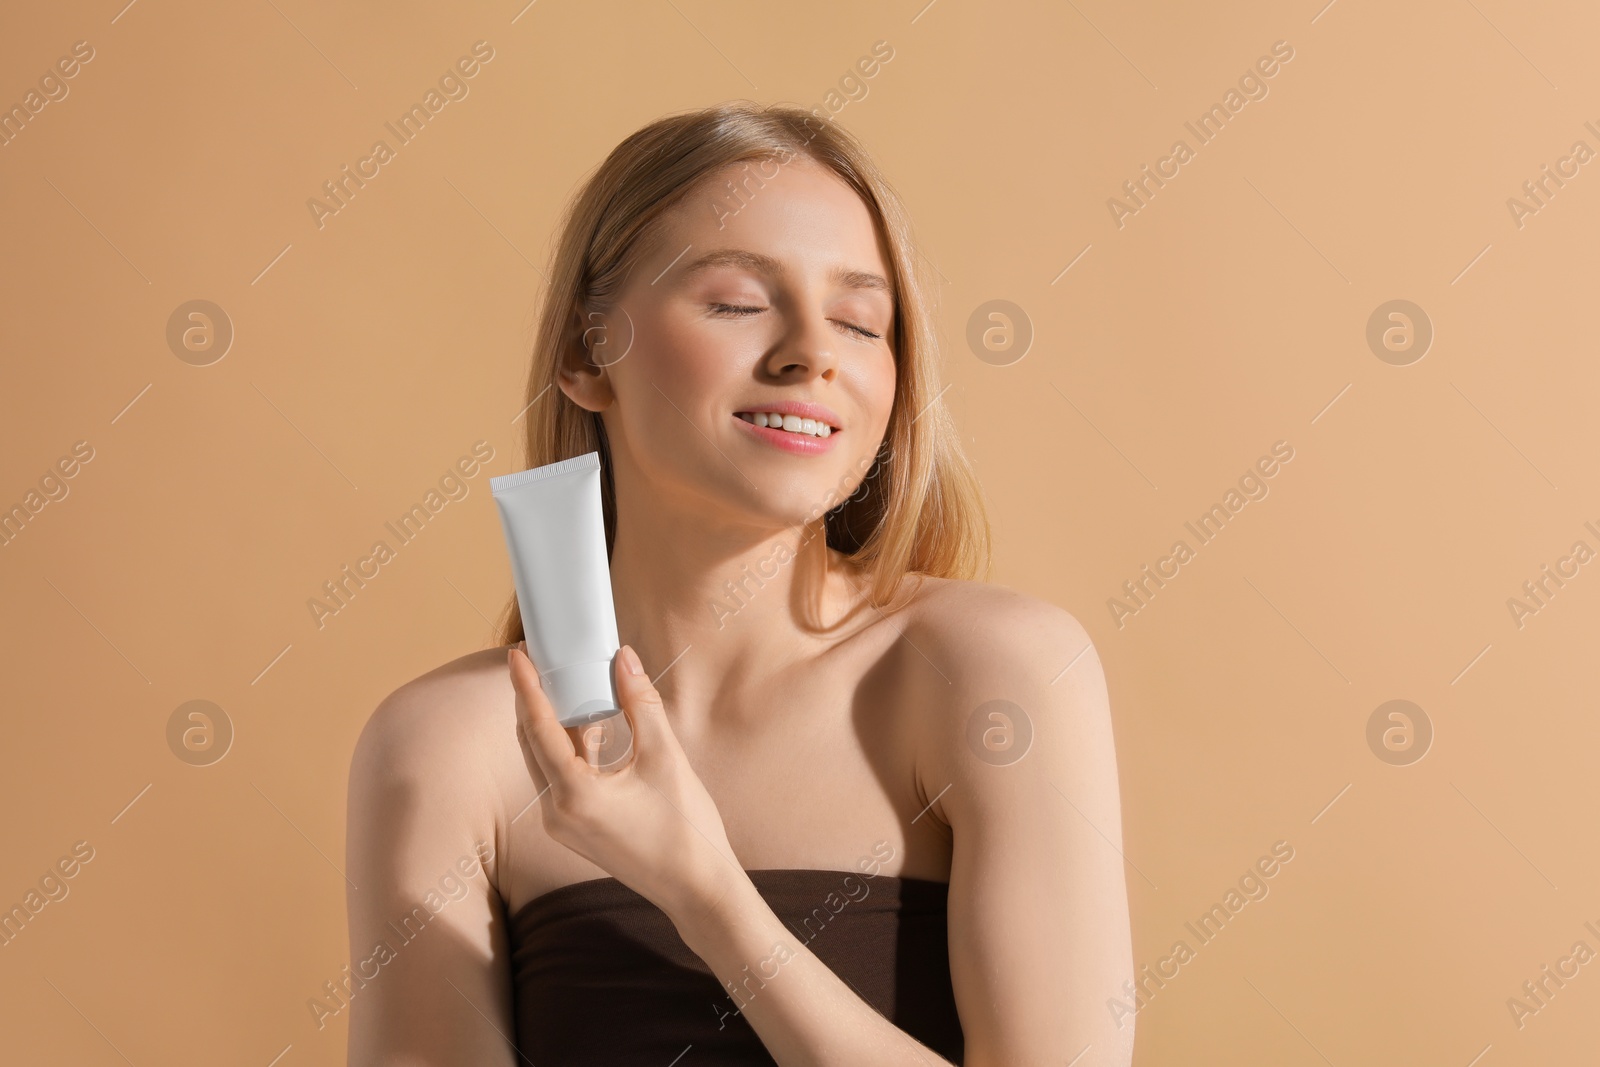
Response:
[556,304,616,414]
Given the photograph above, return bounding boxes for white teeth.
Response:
[738,412,835,437]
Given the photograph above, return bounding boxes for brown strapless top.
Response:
[508,868,965,1064]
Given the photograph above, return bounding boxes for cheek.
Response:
[614,311,746,441]
[655,315,747,410]
[858,354,897,434]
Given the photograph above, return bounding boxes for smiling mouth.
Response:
[734,411,837,438]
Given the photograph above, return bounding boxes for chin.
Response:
[717,470,844,529]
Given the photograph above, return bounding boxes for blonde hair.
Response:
[494,101,990,645]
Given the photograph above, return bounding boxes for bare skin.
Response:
[345,157,1133,1066]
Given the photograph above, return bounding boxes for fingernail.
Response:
[620,645,644,676]
[513,641,540,687]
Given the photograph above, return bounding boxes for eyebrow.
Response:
[676,247,893,296]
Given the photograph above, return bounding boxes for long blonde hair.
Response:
[495,101,990,645]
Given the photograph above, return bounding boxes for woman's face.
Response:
[564,156,898,533]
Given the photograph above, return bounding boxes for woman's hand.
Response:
[507,641,744,924]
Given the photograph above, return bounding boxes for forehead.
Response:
[645,156,894,296]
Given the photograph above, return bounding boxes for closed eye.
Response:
[708,302,764,318]
[708,303,881,341]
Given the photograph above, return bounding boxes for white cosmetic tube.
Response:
[490,452,622,727]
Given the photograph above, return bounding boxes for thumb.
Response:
[614,645,676,754]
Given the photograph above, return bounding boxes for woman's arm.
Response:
[925,593,1135,1067]
[345,669,521,1066]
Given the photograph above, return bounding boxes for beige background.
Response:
[2,0,1597,1063]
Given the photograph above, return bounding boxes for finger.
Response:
[613,644,677,756]
[508,644,581,785]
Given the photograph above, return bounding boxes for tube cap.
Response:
[538,657,622,727]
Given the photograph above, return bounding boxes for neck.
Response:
[607,496,860,719]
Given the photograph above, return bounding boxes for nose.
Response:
[762,305,839,383]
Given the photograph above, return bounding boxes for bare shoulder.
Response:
[897,575,1102,694]
[348,645,521,884]
[891,577,1114,829]
[354,645,516,756]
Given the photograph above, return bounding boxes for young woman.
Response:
[345,102,1133,1066]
